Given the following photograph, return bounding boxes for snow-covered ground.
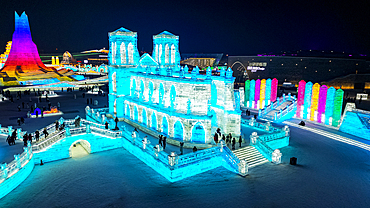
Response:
[1,87,370,207]
[1,122,370,207]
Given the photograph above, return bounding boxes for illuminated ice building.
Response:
[0,12,81,86]
[108,28,241,143]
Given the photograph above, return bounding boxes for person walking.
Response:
[55,120,59,131]
[163,136,167,150]
[214,133,218,144]
[23,134,28,146]
[35,130,40,142]
[43,128,48,138]
[238,136,242,148]
[28,133,33,144]
[193,146,198,152]
[18,105,21,111]
[17,118,21,126]
[232,137,236,150]
[159,135,163,146]
[20,117,24,125]
[57,102,60,109]
[105,121,109,129]
[22,102,25,108]
[180,142,184,155]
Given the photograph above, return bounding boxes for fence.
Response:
[0,142,33,184]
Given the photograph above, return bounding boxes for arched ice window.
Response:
[158,44,162,64]
[171,44,176,64]
[111,42,116,64]
[112,72,117,92]
[120,42,126,64]
[165,44,169,64]
[155,44,159,61]
[128,43,134,64]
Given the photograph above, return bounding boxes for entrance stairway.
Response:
[232,146,269,168]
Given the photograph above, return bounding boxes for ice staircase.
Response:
[232,146,269,168]
[261,100,293,120]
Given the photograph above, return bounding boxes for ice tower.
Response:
[152,31,180,72]
[0,12,75,85]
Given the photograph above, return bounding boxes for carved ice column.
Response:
[272,149,282,164]
[250,132,258,145]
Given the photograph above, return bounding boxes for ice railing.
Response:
[242,118,281,133]
[260,93,296,119]
[261,96,285,115]
[250,131,284,164]
[85,106,109,123]
[120,126,247,175]
[274,99,297,121]
[32,118,122,152]
[0,142,33,184]
[0,124,27,141]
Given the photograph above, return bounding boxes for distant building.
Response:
[181,53,224,69]
[229,55,370,88]
[61,51,76,65]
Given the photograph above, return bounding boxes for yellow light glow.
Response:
[310,83,320,121]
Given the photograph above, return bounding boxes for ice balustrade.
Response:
[242,118,281,133]
[0,142,33,184]
[274,99,297,121]
[0,125,27,140]
[32,118,122,152]
[249,125,287,164]
[259,96,285,118]
[120,126,246,175]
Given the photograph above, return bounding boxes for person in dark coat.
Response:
[105,121,109,129]
[159,135,163,146]
[214,133,218,144]
[20,117,24,124]
[28,133,33,143]
[238,136,242,148]
[23,134,28,146]
[193,146,198,152]
[180,142,184,155]
[232,138,236,150]
[43,128,48,138]
[163,137,167,150]
[35,130,40,142]
[55,120,59,131]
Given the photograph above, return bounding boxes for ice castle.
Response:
[108,28,241,143]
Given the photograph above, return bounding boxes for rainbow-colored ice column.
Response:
[260,79,266,109]
[310,83,320,121]
[303,82,313,119]
[332,89,344,127]
[324,87,336,125]
[249,79,255,108]
[244,80,250,107]
[265,78,272,107]
[271,78,278,102]
[255,79,261,109]
[296,80,306,118]
[317,85,328,123]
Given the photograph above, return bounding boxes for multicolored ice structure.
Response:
[0,12,78,86]
[296,80,344,127]
[244,78,278,109]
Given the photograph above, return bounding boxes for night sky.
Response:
[0,0,369,55]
